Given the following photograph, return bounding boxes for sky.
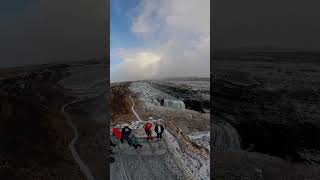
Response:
[110,0,210,82]
[214,0,320,51]
[0,0,106,68]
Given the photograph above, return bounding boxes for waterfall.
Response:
[163,99,185,109]
[212,121,241,151]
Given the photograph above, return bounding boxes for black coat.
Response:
[122,127,131,137]
[155,125,164,134]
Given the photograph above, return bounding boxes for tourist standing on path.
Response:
[155,120,165,141]
[144,117,153,141]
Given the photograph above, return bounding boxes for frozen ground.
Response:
[58,64,107,100]
[129,82,185,109]
[151,79,209,94]
[126,81,210,179]
[165,131,210,180]
[58,63,109,179]
[149,79,210,101]
[111,120,210,180]
[130,82,178,101]
[187,131,210,151]
[110,133,185,180]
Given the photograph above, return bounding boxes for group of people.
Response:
[144,118,165,141]
[110,118,165,163]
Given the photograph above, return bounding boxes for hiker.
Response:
[144,118,153,141]
[129,133,143,149]
[155,120,165,141]
[121,124,132,145]
[112,127,122,145]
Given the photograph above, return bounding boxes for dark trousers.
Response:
[156,132,163,140]
[145,130,152,140]
[121,135,132,145]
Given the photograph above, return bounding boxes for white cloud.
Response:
[111,49,162,82]
[111,0,210,82]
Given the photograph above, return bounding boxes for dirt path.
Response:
[59,65,107,180]
[61,99,96,180]
[110,93,184,180]
[129,94,143,122]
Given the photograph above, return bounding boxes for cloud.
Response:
[111,49,162,82]
[112,0,210,82]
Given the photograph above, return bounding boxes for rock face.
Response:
[211,120,241,152]
[148,79,210,113]
[213,58,320,163]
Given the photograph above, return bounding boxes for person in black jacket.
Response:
[154,120,165,141]
[121,124,133,146]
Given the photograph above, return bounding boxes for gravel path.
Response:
[110,93,183,180]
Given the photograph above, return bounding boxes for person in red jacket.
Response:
[112,127,122,143]
[144,120,153,141]
[111,127,121,163]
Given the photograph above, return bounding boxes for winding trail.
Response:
[127,91,195,180]
[129,94,142,122]
[61,99,96,180]
[115,93,139,180]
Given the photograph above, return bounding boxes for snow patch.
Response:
[129,82,185,109]
[165,130,210,180]
[188,131,210,151]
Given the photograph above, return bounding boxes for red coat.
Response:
[144,123,152,131]
[112,128,122,140]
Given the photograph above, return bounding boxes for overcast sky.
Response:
[110,0,210,82]
[3,0,319,70]
[0,0,106,68]
[214,0,320,51]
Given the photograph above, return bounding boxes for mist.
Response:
[214,0,320,51]
[0,0,107,68]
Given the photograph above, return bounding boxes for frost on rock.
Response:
[188,131,210,151]
[129,82,186,110]
[163,99,185,109]
[165,130,210,180]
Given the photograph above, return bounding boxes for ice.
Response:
[163,99,185,109]
[129,82,186,110]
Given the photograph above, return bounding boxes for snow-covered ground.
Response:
[130,82,175,100]
[152,80,209,92]
[129,82,185,109]
[187,131,210,151]
[127,81,210,179]
[165,130,210,180]
[58,64,107,99]
[149,79,210,102]
[111,121,210,180]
